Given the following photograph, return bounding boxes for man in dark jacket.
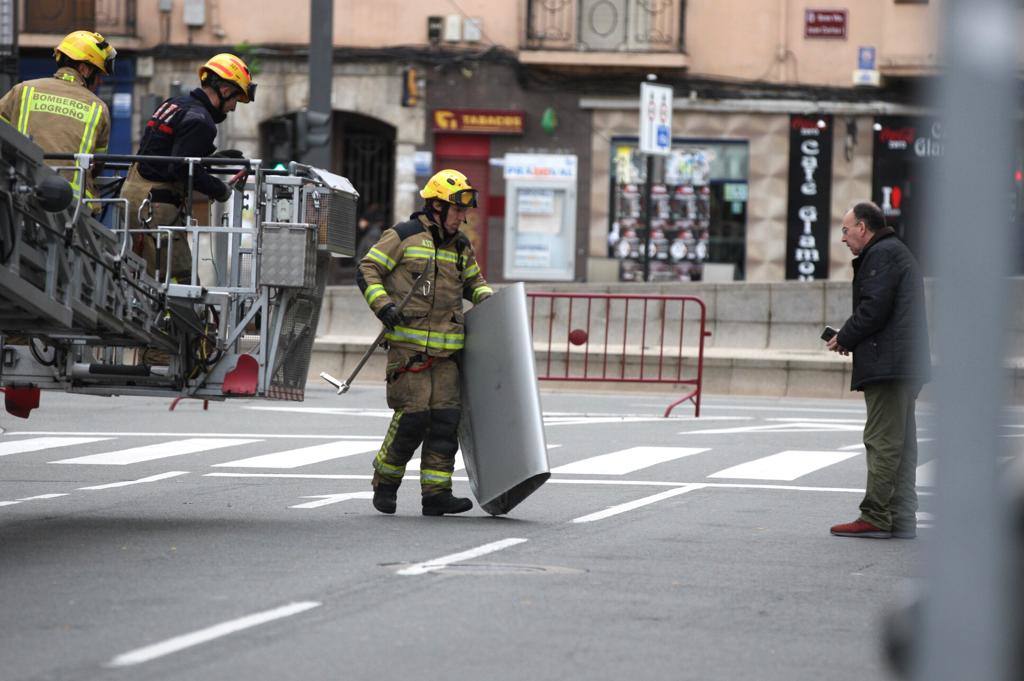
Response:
[827,201,931,539]
[121,53,255,282]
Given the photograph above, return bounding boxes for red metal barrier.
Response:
[526,292,712,417]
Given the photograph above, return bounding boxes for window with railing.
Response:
[22,0,136,37]
[526,0,683,52]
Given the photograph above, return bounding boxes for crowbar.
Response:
[320,258,434,394]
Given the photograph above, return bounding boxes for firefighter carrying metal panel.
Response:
[357,169,493,516]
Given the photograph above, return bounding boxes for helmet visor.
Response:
[246,82,257,102]
[450,188,478,208]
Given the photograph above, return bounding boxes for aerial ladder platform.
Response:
[0,123,357,416]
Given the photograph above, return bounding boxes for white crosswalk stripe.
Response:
[916,460,935,487]
[708,450,861,481]
[552,447,708,475]
[50,438,260,465]
[213,441,376,469]
[0,436,112,457]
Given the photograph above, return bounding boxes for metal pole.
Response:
[643,154,654,282]
[0,0,18,95]
[916,0,1017,679]
[305,0,333,169]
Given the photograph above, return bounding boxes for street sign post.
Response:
[639,82,673,281]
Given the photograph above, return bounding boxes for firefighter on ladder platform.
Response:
[357,169,493,516]
[0,30,116,211]
[120,53,255,282]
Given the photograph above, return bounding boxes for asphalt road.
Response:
[0,385,954,681]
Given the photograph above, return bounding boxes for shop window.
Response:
[608,138,749,282]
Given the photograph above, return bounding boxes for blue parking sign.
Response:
[656,125,670,150]
[858,46,876,70]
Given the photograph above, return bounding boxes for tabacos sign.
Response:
[785,115,833,281]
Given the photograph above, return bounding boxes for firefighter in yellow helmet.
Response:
[357,169,493,515]
[0,31,116,209]
[120,53,255,282]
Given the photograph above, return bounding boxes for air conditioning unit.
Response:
[184,0,206,27]
[463,18,482,43]
[444,14,462,42]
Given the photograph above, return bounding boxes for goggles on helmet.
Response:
[449,188,478,208]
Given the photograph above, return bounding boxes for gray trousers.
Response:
[860,381,919,531]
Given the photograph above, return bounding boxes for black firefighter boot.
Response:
[372,483,399,514]
[422,490,473,516]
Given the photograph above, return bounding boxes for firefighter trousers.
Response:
[121,166,193,283]
[372,346,461,496]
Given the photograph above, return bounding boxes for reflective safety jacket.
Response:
[358,213,493,357]
[0,67,110,202]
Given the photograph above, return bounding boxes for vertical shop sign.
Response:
[785,115,833,280]
[871,116,943,266]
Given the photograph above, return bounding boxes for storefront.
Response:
[606,137,749,281]
[586,101,881,283]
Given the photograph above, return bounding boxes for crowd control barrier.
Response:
[526,292,711,417]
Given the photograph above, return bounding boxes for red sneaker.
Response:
[830,519,892,538]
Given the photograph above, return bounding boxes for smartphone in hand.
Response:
[821,326,838,342]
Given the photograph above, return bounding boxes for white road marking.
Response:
[916,460,936,487]
[768,418,866,424]
[397,538,529,576]
[214,441,375,469]
[683,422,864,435]
[10,431,379,440]
[246,406,394,418]
[572,484,706,523]
[290,491,374,509]
[708,450,862,481]
[0,436,111,456]
[16,493,68,500]
[79,471,190,490]
[545,416,668,426]
[701,404,869,415]
[0,501,21,507]
[202,472,927,494]
[552,446,708,475]
[107,601,321,667]
[51,438,260,465]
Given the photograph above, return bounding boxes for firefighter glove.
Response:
[211,177,233,202]
[376,304,406,331]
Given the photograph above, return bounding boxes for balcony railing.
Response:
[526,0,683,52]
[22,0,136,37]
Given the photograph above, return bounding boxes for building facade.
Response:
[13,0,946,283]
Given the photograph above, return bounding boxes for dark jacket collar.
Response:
[860,226,896,257]
[190,88,226,124]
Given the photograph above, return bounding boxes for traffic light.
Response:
[294,108,331,155]
[402,67,420,107]
[263,115,294,163]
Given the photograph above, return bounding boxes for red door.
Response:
[435,134,490,277]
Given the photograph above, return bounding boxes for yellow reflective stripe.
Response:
[420,469,452,484]
[434,250,458,264]
[0,113,10,124]
[472,285,493,304]
[404,246,436,260]
[385,326,465,351]
[374,411,407,478]
[78,103,100,154]
[363,283,387,305]
[17,86,33,134]
[464,262,480,278]
[366,247,396,270]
